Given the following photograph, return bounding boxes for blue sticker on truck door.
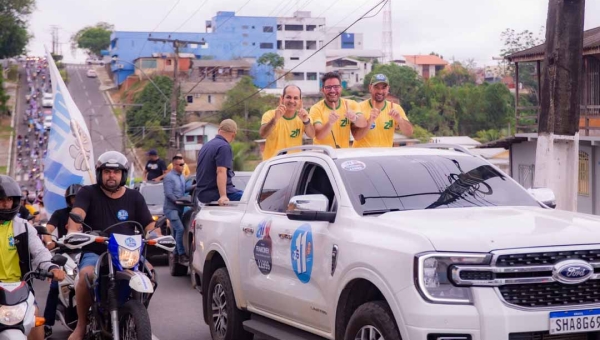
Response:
[291,224,313,283]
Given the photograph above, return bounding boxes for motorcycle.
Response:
[63,213,175,340]
[0,252,67,340]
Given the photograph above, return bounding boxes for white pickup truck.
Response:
[190,145,600,340]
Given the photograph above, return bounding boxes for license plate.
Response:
[549,309,600,334]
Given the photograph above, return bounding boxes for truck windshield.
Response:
[335,155,540,215]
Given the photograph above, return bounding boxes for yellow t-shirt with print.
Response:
[261,110,307,160]
[309,99,361,149]
[0,221,21,282]
[353,100,409,148]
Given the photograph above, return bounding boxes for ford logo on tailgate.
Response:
[552,260,594,284]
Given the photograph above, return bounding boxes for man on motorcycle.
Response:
[0,175,66,340]
[42,183,82,339]
[66,151,161,340]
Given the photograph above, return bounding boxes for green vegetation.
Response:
[71,22,113,57]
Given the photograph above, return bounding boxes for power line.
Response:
[218,0,389,113]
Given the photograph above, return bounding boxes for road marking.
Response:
[85,91,89,97]
[152,335,159,340]
[77,68,83,83]
[88,99,92,105]
[91,108,95,114]
[100,135,105,140]
[94,118,99,125]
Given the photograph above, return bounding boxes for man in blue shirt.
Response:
[163,155,192,263]
[195,119,243,206]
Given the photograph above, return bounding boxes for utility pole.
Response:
[533,0,585,211]
[50,25,60,56]
[381,0,393,64]
[147,37,205,158]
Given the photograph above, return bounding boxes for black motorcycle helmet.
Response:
[65,184,83,208]
[0,175,23,221]
[95,151,129,190]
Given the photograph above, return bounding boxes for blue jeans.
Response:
[227,190,243,201]
[43,281,59,326]
[165,209,185,255]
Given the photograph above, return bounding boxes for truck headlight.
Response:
[118,247,140,269]
[0,302,27,325]
[415,253,490,304]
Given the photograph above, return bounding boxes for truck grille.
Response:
[499,280,600,308]
[496,249,600,267]
[509,331,597,340]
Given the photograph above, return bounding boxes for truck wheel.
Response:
[344,301,400,340]
[208,268,253,340]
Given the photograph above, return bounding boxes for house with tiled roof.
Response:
[403,54,449,79]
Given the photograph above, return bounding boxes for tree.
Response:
[436,62,475,87]
[0,0,34,58]
[257,52,284,70]
[71,22,113,57]
[0,72,10,116]
[231,142,250,171]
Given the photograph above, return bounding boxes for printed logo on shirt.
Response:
[147,163,158,170]
[290,128,300,138]
[384,120,394,130]
[8,234,15,250]
[340,118,349,127]
[117,210,129,221]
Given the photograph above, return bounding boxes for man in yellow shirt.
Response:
[259,85,315,160]
[0,175,65,340]
[353,74,414,148]
[310,72,368,148]
[167,153,191,177]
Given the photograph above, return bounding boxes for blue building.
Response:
[109,11,278,88]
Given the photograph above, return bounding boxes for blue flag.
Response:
[43,49,95,215]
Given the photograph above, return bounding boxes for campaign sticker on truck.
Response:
[341,160,366,171]
[254,219,272,275]
[291,224,313,284]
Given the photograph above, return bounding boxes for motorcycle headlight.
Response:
[0,302,27,325]
[415,253,490,304]
[118,247,140,269]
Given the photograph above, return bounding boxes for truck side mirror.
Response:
[527,187,556,209]
[286,194,336,223]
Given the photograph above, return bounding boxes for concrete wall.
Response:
[184,93,226,113]
[510,141,537,188]
[579,145,593,214]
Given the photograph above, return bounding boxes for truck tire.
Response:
[207,268,253,340]
[343,301,401,340]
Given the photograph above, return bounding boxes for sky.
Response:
[27,0,600,66]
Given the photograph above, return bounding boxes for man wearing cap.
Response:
[259,85,315,160]
[195,119,244,206]
[352,73,413,148]
[143,149,167,182]
[310,72,368,148]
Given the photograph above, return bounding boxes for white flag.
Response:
[43,49,95,215]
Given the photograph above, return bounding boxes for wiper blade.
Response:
[359,192,440,205]
[362,208,400,216]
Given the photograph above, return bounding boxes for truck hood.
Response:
[377,206,600,252]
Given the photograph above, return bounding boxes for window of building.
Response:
[241,25,249,29]
[186,95,193,103]
[277,24,283,31]
[285,40,303,50]
[277,40,283,50]
[166,59,172,66]
[306,41,317,50]
[285,24,303,31]
[290,57,300,61]
[263,26,274,33]
[186,135,195,143]
[291,72,305,81]
[260,42,273,49]
[208,95,212,103]
[579,151,590,196]
[140,59,157,69]
[197,136,205,144]
[307,72,317,80]
[364,63,367,70]
[252,25,255,29]
[258,162,297,213]
[306,25,317,31]
[243,33,249,37]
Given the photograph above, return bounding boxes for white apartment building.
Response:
[276,11,326,94]
[326,57,373,89]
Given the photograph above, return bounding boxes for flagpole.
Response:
[70,120,96,184]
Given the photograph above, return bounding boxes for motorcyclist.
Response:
[0,175,66,340]
[42,183,82,339]
[66,151,161,340]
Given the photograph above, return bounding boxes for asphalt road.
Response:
[65,64,123,158]
[34,258,212,340]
